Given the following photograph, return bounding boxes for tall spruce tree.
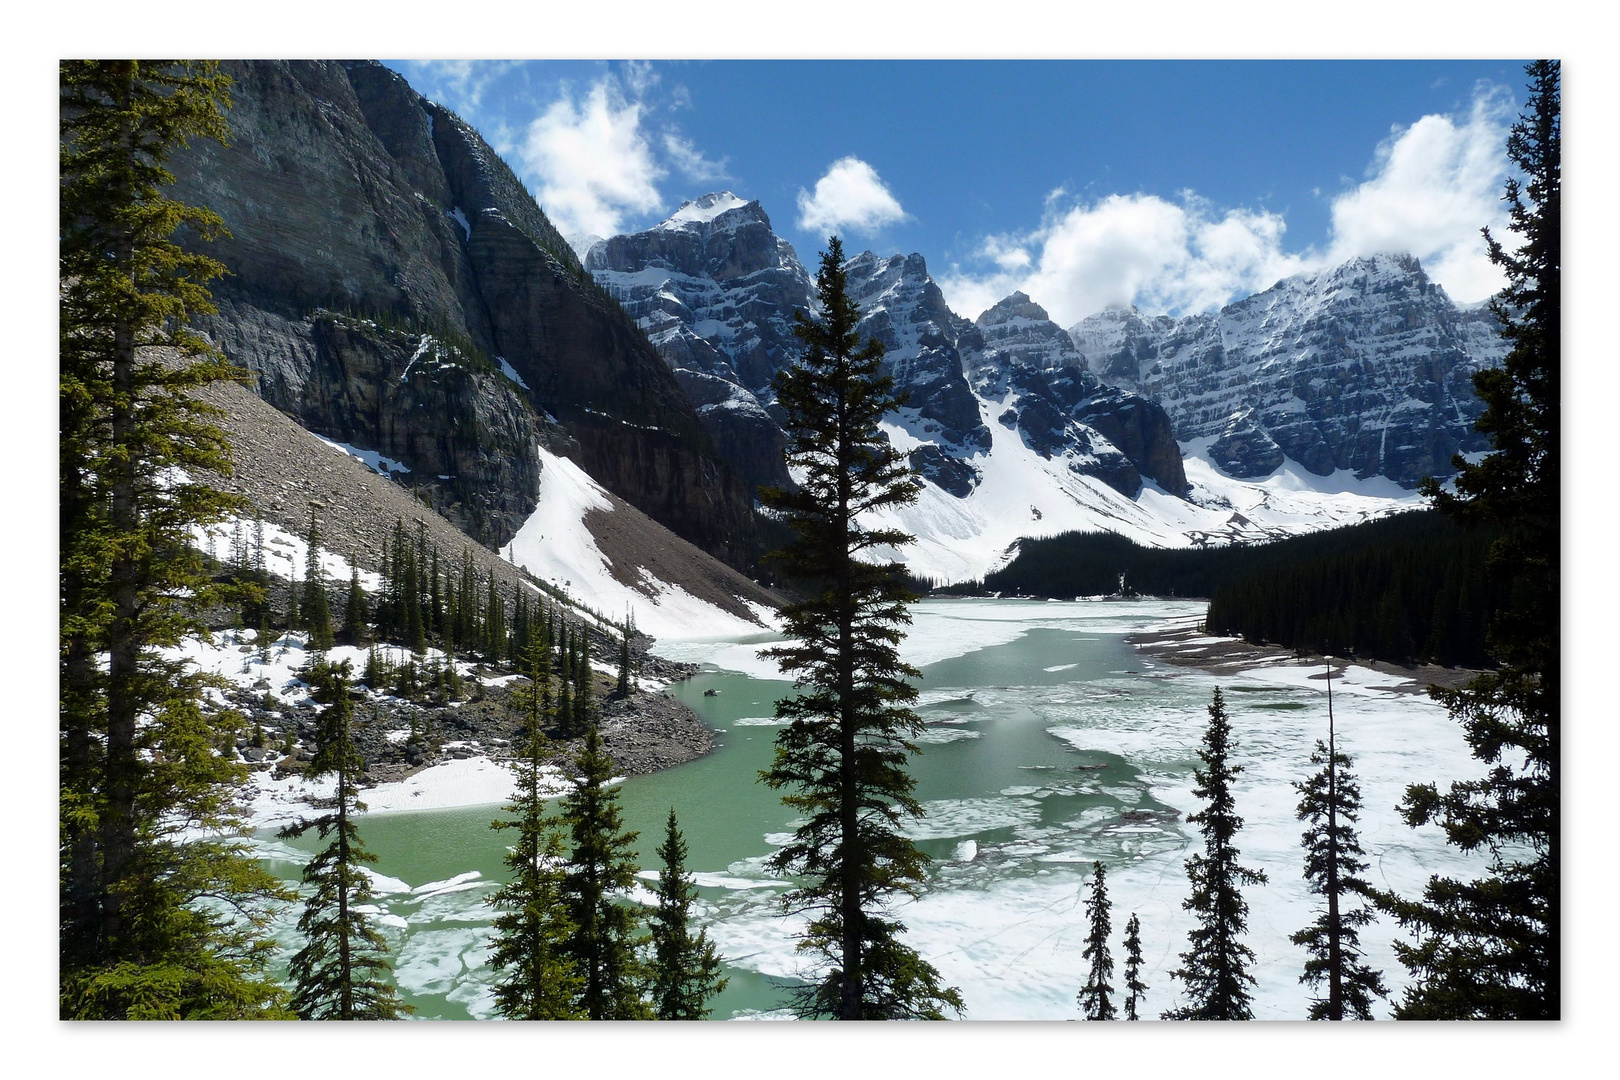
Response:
[1121,912,1147,1021]
[559,725,650,1019]
[648,808,728,1019]
[340,564,368,646]
[616,630,632,699]
[302,509,332,651]
[1163,688,1267,1020]
[1077,861,1116,1020]
[59,60,290,1018]
[1292,665,1387,1020]
[758,237,961,1020]
[488,637,582,1019]
[280,661,409,1020]
[1394,59,1560,1020]
[484,575,506,662]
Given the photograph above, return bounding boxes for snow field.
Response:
[502,447,773,642]
[864,397,1425,585]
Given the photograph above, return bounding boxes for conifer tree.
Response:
[485,576,506,662]
[573,653,596,735]
[1077,861,1116,1020]
[279,661,409,1020]
[302,509,333,651]
[429,548,443,639]
[648,808,728,1019]
[616,631,632,699]
[1122,913,1148,1021]
[488,637,581,1019]
[1394,60,1560,1020]
[556,676,574,742]
[340,564,369,646]
[59,59,290,1018]
[559,725,650,1019]
[1292,665,1387,1020]
[1163,688,1267,1020]
[759,237,961,1020]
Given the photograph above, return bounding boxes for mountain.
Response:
[583,192,810,500]
[166,60,759,571]
[1067,254,1508,486]
[588,194,1184,504]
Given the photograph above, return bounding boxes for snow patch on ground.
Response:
[191,517,382,592]
[312,433,412,477]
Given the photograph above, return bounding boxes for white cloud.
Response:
[939,193,1307,326]
[1326,84,1515,302]
[939,84,1515,324]
[663,133,730,184]
[518,81,665,249]
[796,157,907,237]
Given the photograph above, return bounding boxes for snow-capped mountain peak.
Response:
[656,190,756,231]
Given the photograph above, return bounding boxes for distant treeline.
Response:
[948,511,1505,667]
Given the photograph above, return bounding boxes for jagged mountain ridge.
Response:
[589,193,1185,504]
[1067,253,1508,486]
[168,60,758,570]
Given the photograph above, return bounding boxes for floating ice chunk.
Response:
[412,871,482,896]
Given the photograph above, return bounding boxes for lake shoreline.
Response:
[1125,608,1485,694]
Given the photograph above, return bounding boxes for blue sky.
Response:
[387,59,1528,326]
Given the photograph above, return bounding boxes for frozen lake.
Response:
[257,598,1486,1020]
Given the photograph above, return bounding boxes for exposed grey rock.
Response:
[1208,408,1286,478]
[969,293,1188,497]
[1067,254,1508,486]
[169,61,758,568]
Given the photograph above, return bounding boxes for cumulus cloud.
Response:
[1327,84,1515,302]
[940,84,1515,324]
[518,81,665,249]
[796,157,908,237]
[939,192,1308,326]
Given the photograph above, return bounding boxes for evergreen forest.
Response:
[977,511,1506,667]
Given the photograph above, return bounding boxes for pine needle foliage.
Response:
[1121,913,1148,1021]
[59,59,290,1018]
[1077,861,1116,1020]
[758,237,961,1021]
[1394,59,1561,1020]
[280,661,410,1020]
[1292,730,1387,1020]
[1164,688,1267,1020]
[488,639,582,1019]
[560,725,650,1019]
[648,809,728,1019]
[302,509,332,651]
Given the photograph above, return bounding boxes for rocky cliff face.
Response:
[169,60,757,567]
[1067,254,1507,485]
[583,193,807,501]
[588,193,1183,504]
[968,293,1189,497]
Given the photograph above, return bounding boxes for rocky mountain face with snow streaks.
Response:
[1067,254,1507,485]
[583,193,808,500]
[589,193,1184,505]
[169,61,758,568]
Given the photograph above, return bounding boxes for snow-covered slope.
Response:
[869,408,1424,585]
[502,448,776,641]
